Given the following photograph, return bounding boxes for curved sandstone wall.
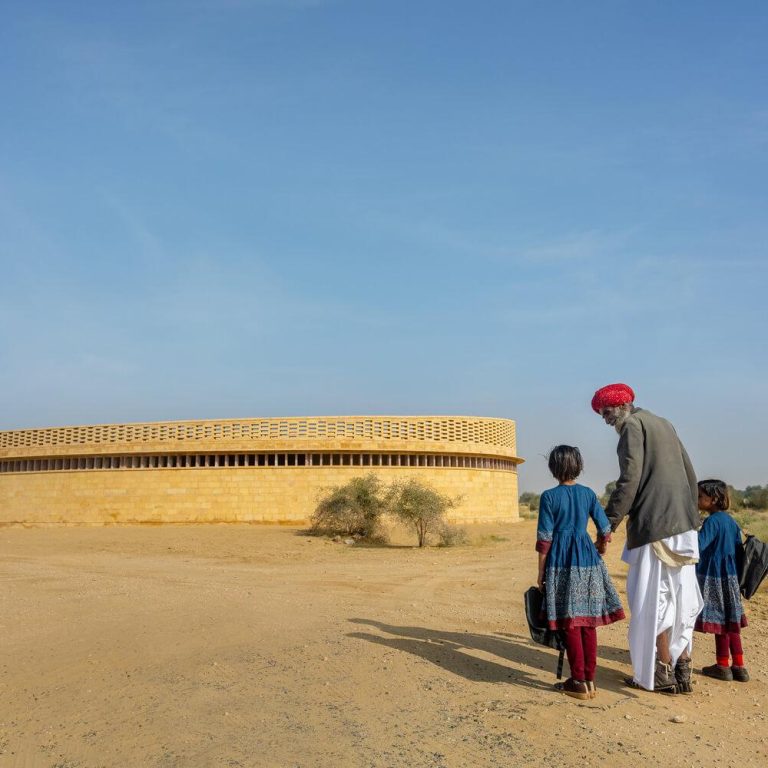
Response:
[0,416,523,525]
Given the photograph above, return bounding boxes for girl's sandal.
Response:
[731,666,750,683]
[554,678,590,700]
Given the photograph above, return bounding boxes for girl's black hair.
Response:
[698,479,730,511]
[547,445,583,483]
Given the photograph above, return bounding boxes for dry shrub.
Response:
[436,524,469,547]
[387,479,458,547]
[310,473,388,543]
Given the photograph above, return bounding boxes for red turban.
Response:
[591,383,635,413]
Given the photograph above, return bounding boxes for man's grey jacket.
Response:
[605,407,700,549]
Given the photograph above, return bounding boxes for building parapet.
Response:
[0,415,522,462]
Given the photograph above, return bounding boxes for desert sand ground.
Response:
[1,521,766,768]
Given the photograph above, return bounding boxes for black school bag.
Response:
[740,534,768,600]
[523,586,566,679]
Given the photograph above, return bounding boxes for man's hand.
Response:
[537,574,545,591]
[595,538,607,555]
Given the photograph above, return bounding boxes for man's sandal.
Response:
[675,658,694,694]
[654,660,678,693]
[623,676,676,694]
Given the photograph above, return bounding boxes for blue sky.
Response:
[1,1,766,493]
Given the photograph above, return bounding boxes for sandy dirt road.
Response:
[1,522,766,767]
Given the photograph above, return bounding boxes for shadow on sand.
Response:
[492,631,630,665]
[292,530,419,549]
[348,619,636,697]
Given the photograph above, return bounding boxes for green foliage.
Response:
[311,474,768,549]
[519,492,540,512]
[387,478,457,547]
[747,512,768,541]
[599,480,767,514]
[310,473,388,541]
[733,508,768,540]
[600,481,617,508]
[727,485,744,510]
[742,484,768,510]
[732,508,755,530]
[311,474,463,547]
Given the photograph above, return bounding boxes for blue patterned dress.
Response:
[536,484,625,630]
[695,511,748,634]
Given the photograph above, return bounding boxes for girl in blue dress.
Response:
[695,479,749,682]
[536,445,625,699]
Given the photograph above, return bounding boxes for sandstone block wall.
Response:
[0,416,523,525]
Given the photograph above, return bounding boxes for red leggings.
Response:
[563,626,597,681]
[715,632,744,666]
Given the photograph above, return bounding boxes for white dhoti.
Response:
[622,531,704,690]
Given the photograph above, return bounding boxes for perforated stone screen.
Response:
[0,416,519,459]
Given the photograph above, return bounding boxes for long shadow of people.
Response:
[348,619,635,697]
[494,630,630,665]
[347,628,550,690]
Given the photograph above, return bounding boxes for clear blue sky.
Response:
[1,1,766,494]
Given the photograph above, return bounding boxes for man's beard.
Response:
[613,409,631,434]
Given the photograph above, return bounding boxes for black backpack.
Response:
[740,534,768,600]
[523,586,566,679]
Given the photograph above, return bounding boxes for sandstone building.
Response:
[0,416,523,525]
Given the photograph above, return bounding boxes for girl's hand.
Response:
[537,551,547,592]
[595,538,607,555]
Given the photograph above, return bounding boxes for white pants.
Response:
[622,532,703,690]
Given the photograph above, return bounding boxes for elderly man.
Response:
[592,383,702,693]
